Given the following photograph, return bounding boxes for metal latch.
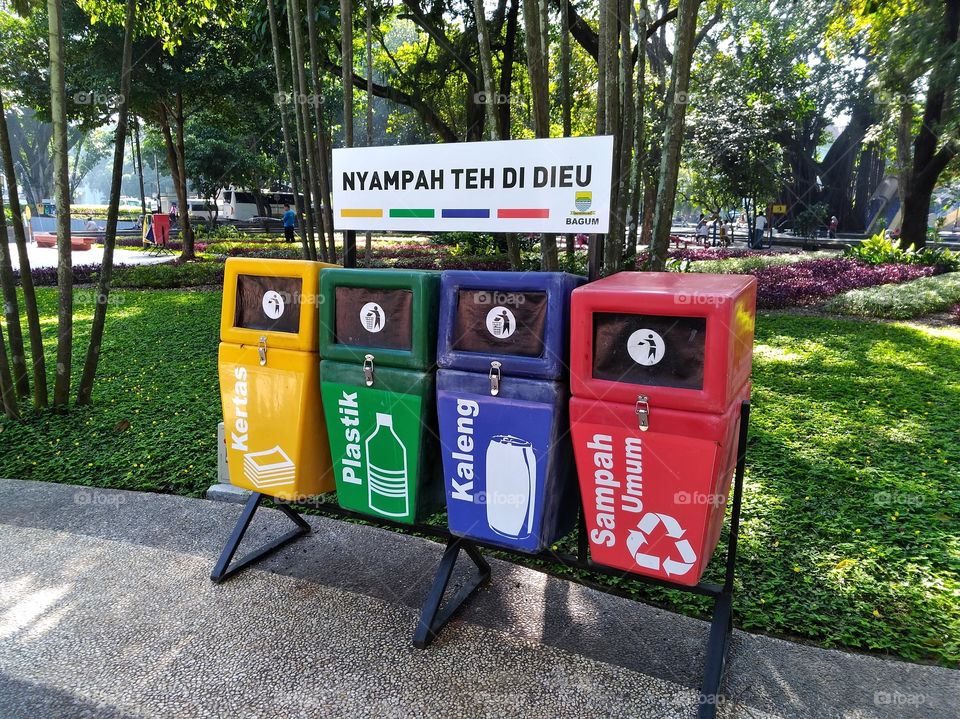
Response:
[635,394,649,431]
[258,336,267,366]
[489,361,502,396]
[363,353,375,387]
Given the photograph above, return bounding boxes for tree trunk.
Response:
[522,0,557,270]
[341,0,358,267]
[364,0,374,264]
[286,0,319,261]
[289,0,321,261]
[173,92,194,260]
[266,0,310,260]
[473,0,500,140]
[0,317,18,418]
[76,0,135,406]
[626,0,648,265]
[133,115,147,217]
[0,89,47,409]
[0,190,28,400]
[607,0,634,274]
[560,0,573,267]
[47,0,73,408]
[306,0,337,261]
[648,0,701,271]
[898,0,960,249]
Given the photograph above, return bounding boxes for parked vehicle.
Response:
[219,187,313,222]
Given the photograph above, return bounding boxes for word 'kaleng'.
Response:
[341,165,595,192]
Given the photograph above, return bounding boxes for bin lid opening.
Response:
[234,274,303,334]
[591,312,706,391]
[333,286,414,351]
[450,289,547,358]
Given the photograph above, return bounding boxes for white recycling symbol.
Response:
[626,512,697,577]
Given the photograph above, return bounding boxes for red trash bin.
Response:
[569,272,756,585]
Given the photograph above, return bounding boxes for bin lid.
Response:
[220,257,336,352]
[319,268,440,371]
[569,272,756,413]
[437,271,584,380]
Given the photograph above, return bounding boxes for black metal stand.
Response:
[412,537,491,649]
[210,492,311,584]
[413,402,751,719]
[207,402,751,719]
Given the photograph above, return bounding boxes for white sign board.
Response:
[332,136,614,233]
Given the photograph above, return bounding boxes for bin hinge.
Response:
[635,394,650,432]
[489,361,502,396]
[363,353,375,387]
[258,336,267,366]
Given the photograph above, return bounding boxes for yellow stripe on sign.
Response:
[340,208,384,218]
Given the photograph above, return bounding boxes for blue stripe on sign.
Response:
[441,209,491,218]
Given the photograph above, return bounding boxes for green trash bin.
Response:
[319,269,443,523]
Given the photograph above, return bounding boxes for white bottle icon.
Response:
[365,413,410,517]
[484,435,536,538]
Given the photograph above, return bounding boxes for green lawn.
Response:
[1,288,957,665]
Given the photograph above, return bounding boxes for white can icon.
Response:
[484,435,536,538]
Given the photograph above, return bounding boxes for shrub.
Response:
[754,258,936,308]
[822,272,960,319]
[112,261,225,289]
[845,232,959,271]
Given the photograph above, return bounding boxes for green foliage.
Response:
[111,261,225,289]
[2,297,957,663]
[688,252,834,274]
[193,224,246,242]
[793,202,828,240]
[430,232,498,255]
[845,233,960,271]
[823,272,960,319]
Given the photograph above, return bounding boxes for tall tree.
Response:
[266,0,311,260]
[523,0,558,270]
[76,0,136,405]
[648,0,702,270]
[305,0,337,260]
[47,0,73,408]
[341,0,357,266]
[0,89,47,409]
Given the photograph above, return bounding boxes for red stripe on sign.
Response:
[497,208,550,219]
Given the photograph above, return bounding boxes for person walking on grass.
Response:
[282,203,296,242]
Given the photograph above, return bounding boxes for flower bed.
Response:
[754,259,937,308]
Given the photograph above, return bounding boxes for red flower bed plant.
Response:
[752,258,937,308]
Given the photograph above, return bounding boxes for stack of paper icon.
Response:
[243,446,296,488]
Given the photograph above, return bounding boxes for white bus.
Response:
[219,188,311,222]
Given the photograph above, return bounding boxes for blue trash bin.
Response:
[436,271,584,553]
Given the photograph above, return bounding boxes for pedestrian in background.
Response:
[282,203,296,242]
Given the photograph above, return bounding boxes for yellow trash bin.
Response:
[218,257,337,501]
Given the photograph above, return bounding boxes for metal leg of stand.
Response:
[210,492,311,584]
[698,401,750,719]
[413,537,491,649]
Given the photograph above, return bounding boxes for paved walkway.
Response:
[6,239,175,272]
[0,479,955,718]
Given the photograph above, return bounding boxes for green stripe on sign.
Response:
[389,209,435,218]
